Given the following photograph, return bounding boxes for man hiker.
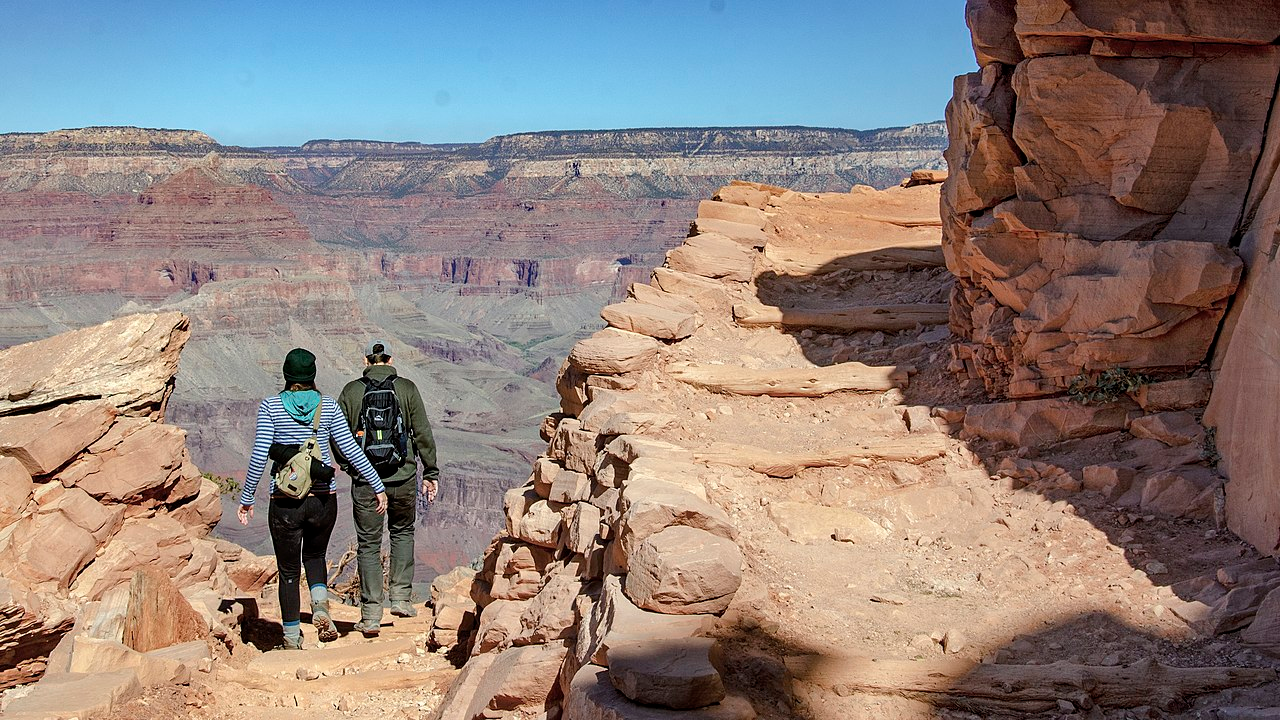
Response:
[337,339,440,636]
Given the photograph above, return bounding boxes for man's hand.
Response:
[375,492,388,515]
[237,504,254,526]
[423,478,438,503]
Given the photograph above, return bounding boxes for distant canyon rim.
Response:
[0,123,946,582]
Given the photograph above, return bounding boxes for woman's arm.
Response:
[327,399,387,494]
[239,399,274,507]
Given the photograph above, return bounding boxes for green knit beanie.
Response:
[282,348,317,383]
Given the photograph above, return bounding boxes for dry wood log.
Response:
[669,361,910,396]
[851,213,943,228]
[784,655,1277,713]
[696,438,948,478]
[734,303,949,332]
[764,243,945,274]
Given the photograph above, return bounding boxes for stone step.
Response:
[763,241,944,275]
[245,636,416,678]
[668,360,911,397]
[733,302,950,332]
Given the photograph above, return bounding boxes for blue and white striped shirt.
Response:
[240,395,385,506]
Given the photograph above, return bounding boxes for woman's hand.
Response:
[375,492,388,515]
[237,504,254,526]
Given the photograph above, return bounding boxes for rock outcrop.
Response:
[0,312,254,695]
[943,1,1267,398]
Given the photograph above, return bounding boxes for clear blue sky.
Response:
[1,1,975,147]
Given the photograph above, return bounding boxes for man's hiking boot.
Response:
[311,602,339,643]
[389,600,418,618]
[354,618,381,637]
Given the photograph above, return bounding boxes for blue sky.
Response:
[1,1,975,147]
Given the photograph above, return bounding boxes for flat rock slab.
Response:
[963,397,1135,448]
[0,312,189,417]
[608,637,726,709]
[669,361,910,396]
[696,438,949,478]
[602,302,700,340]
[570,329,661,375]
[629,283,702,316]
[567,666,756,720]
[666,233,757,282]
[767,501,888,544]
[690,217,770,248]
[734,302,949,332]
[764,242,944,275]
[246,637,415,677]
[4,668,142,720]
[697,199,767,229]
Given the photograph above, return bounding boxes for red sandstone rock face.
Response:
[943,0,1268,398]
[95,168,313,256]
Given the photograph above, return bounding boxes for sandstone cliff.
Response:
[941,1,1280,557]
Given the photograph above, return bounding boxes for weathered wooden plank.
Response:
[734,303,949,332]
[696,438,947,478]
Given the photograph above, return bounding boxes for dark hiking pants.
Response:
[268,493,338,624]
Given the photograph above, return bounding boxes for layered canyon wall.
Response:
[942,1,1280,554]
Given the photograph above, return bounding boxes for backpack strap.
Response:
[309,401,323,439]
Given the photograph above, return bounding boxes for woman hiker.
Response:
[237,347,388,650]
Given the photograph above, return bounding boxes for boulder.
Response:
[1,668,142,720]
[1082,463,1136,495]
[532,457,559,498]
[966,0,1022,66]
[57,419,190,505]
[549,468,592,504]
[651,267,729,302]
[569,329,661,375]
[563,502,603,555]
[0,400,116,476]
[0,456,33,527]
[942,64,1020,216]
[625,457,708,501]
[565,666,755,720]
[121,568,207,652]
[625,526,743,615]
[629,283,702,317]
[608,637,726,710]
[0,312,189,417]
[33,483,124,543]
[440,642,570,720]
[224,549,277,594]
[473,599,526,655]
[599,412,678,437]
[601,301,700,341]
[963,397,1134,447]
[70,515,193,600]
[767,501,888,544]
[666,233,756,282]
[1139,466,1222,519]
[0,511,96,590]
[714,184,770,209]
[169,477,223,531]
[606,435,691,465]
[578,576,715,671]
[1129,411,1205,446]
[516,573,583,645]
[617,479,736,569]
[1243,587,1280,656]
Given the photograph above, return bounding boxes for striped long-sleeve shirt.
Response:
[240,395,385,506]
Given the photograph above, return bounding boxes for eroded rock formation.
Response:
[0,312,262,692]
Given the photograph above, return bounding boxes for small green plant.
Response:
[202,471,241,496]
[1067,368,1151,405]
[1202,426,1221,468]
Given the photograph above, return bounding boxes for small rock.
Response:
[296,667,320,681]
[942,628,967,654]
[337,696,354,712]
[869,593,907,606]
[1057,699,1075,712]
[1146,562,1168,576]
[909,634,936,652]
[397,653,412,664]
[718,404,733,416]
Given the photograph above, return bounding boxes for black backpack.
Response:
[357,375,409,474]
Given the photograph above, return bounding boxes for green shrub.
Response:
[1067,368,1151,405]
[202,471,241,496]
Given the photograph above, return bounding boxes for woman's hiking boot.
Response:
[311,602,339,643]
[389,600,418,618]
[281,635,303,650]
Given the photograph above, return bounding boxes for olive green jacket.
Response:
[335,364,439,486]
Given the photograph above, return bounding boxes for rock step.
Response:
[668,361,911,397]
[245,636,417,677]
[695,438,949,478]
[601,301,701,340]
[733,302,950,332]
[689,217,770,248]
[566,665,755,720]
[763,241,944,275]
[665,233,756,282]
[696,199,768,229]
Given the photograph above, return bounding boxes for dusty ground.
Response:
[77,182,1280,719]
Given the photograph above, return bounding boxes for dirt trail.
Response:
[100,181,1279,719]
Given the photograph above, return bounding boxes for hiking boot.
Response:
[389,600,418,618]
[311,603,338,643]
[353,618,381,637]
[281,635,303,651]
